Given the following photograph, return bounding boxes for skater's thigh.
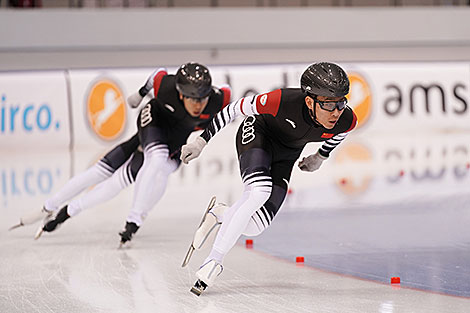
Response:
[128,151,144,181]
[101,133,140,171]
[137,122,169,151]
[263,159,296,219]
[236,117,272,178]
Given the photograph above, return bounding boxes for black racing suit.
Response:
[137,71,231,160]
[100,68,231,183]
[199,88,356,226]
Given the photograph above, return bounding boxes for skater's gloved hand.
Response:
[298,151,327,172]
[127,92,143,108]
[181,136,207,164]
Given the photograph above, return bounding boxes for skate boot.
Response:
[190,259,223,296]
[182,197,227,267]
[119,222,139,248]
[35,206,70,240]
[9,206,52,231]
[193,203,226,250]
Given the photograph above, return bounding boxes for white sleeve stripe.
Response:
[217,115,225,129]
[333,133,348,139]
[326,138,345,144]
[323,143,339,149]
[222,109,230,124]
[212,120,220,133]
[319,132,349,156]
[240,95,259,115]
[201,95,257,142]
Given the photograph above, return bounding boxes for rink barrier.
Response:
[1,62,469,150]
[1,62,470,213]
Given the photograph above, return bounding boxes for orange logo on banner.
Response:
[346,72,372,129]
[334,142,373,196]
[86,79,126,141]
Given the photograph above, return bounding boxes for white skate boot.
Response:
[182,197,227,267]
[9,206,52,231]
[193,202,226,250]
[190,259,223,296]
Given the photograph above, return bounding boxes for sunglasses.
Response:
[314,97,347,112]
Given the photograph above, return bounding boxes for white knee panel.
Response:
[212,179,272,256]
[127,145,178,226]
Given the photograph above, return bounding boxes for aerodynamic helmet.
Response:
[175,62,212,99]
[300,62,350,98]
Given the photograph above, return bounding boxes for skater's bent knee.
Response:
[247,185,272,205]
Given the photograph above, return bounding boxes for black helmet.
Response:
[175,62,212,98]
[300,62,350,97]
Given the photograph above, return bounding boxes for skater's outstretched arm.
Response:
[297,114,356,172]
[127,68,168,108]
[180,89,282,163]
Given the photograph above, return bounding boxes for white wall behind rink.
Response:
[1,62,470,215]
[1,62,469,150]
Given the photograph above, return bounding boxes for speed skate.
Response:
[9,207,52,232]
[181,196,217,267]
[181,196,227,267]
[190,259,223,296]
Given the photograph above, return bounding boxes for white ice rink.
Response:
[2,208,470,313]
[1,138,470,313]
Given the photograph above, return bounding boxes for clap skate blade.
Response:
[34,226,45,240]
[118,242,130,249]
[181,196,217,267]
[118,239,133,249]
[8,222,24,231]
[10,207,51,231]
[34,214,55,240]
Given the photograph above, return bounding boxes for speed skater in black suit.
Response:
[180,62,357,295]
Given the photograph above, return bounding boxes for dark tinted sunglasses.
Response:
[314,97,347,112]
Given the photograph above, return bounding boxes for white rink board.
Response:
[0,150,72,216]
[1,62,470,150]
[0,71,70,149]
[67,69,145,149]
[284,132,470,212]
[0,62,470,217]
[347,62,470,133]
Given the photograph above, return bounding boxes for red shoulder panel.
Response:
[256,89,282,117]
[346,109,358,133]
[220,86,232,109]
[153,70,168,97]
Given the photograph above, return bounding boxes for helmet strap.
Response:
[307,96,322,127]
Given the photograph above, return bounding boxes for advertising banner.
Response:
[0,150,72,223]
[3,62,468,150]
[212,62,470,134]
[67,69,146,149]
[345,62,470,133]
[284,132,470,211]
[0,71,70,149]
[1,62,469,217]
